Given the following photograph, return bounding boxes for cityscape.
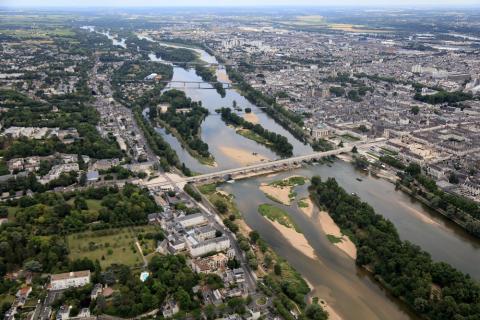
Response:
[0,2,479,320]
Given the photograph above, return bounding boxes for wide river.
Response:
[123,34,480,320]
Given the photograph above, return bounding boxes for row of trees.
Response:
[226,67,307,143]
[309,177,480,320]
[218,107,293,157]
[414,91,474,105]
[194,64,226,97]
[400,163,480,237]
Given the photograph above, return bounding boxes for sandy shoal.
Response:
[266,218,318,261]
[218,146,268,166]
[318,211,357,260]
[299,197,314,218]
[260,183,292,205]
[242,112,260,124]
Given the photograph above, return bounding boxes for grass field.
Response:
[269,176,306,188]
[67,226,160,268]
[258,204,301,233]
[198,183,217,195]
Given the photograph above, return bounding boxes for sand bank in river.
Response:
[299,197,314,218]
[298,198,356,260]
[266,218,318,261]
[260,183,292,205]
[318,211,357,260]
[218,146,268,166]
[243,112,260,124]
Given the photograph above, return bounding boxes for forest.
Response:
[309,177,480,320]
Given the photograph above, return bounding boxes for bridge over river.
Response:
[144,139,384,189]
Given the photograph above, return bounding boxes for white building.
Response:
[188,236,230,258]
[50,270,90,291]
[177,213,207,229]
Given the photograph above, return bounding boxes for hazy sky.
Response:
[3,0,480,7]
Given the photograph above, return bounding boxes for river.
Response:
[111,32,480,319]
[222,161,480,319]
[144,37,313,173]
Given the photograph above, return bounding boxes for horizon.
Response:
[2,0,480,9]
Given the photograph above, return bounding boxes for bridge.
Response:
[143,139,385,190]
[145,146,350,190]
[115,79,235,89]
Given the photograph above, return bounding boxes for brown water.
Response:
[220,162,480,320]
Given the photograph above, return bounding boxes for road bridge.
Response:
[145,146,348,189]
[144,139,385,189]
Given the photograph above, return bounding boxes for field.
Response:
[67,226,161,268]
[258,204,301,233]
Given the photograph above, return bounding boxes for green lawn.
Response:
[67,227,159,268]
[198,183,217,195]
[258,204,301,233]
[269,176,306,188]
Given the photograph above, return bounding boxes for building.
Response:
[50,270,90,291]
[311,124,331,139]
[187,236,230,258]
[162,300,179,318]
[177,213,207,229]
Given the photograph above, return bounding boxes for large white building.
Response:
[177,213,207,229]
[187,236,231,258]
[50,270,90,291]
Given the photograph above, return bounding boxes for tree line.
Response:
[218,107,293,157]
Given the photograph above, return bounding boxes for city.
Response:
[0,1,479,320]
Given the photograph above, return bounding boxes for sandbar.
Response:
[318,211,357,260]
[266,218,318,261]
[260,183,292,205]
[218,146,269,166]
[243,112,260,124]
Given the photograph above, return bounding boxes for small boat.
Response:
[356,178,363,182]
[227,179,235,184]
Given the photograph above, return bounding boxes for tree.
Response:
[249,230,260,244]
[305,302,328,320]
[214,199,228,214]
[274,263,282,276]
[23,260,42,272]
[244,107,252,113]
[79,172,87,186]
[448,172,459,184]
[352,146,358,153]
[405,163,421,177]
[410,106,420,115]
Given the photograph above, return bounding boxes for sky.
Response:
[2,0,480,7]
